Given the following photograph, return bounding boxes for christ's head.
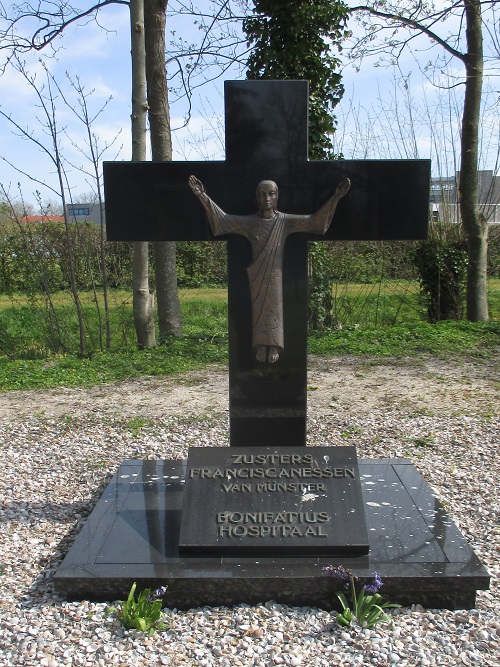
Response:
[256,180,278,216]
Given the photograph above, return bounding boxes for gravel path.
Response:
[0,354,499,666]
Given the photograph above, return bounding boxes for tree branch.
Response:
[0,0,128,58]
[349,4,467,63]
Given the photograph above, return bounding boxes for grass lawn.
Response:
[0,284,498,391]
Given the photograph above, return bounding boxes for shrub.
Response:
[413,223,468,322]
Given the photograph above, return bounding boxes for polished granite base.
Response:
[54,458,490,610]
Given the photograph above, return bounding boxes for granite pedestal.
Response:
[54,457,489,609]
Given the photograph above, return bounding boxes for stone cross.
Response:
[104,80,429,447]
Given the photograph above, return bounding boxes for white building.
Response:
[430,170,500,223]
[66,202,105,225]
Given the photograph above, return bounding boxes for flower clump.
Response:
[106,582,169,634]
[322,566,398,628]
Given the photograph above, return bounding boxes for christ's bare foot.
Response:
[268,347,280,363]
[255,346,267,363]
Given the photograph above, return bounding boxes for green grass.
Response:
[0,285,498,391]
[0,320,497,392]
[0,290,228,360]
[309,320,500,357]
[0,288,228,310]
[329,278,500,326]
[0,290,229,390]
[0,335,229,391]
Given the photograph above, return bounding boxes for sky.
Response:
[0,0,498,209]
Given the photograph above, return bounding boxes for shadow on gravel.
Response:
[11,475,113,609]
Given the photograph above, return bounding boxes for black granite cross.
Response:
[104,80,429,447]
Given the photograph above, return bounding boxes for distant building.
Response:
[430,170,500,223]
[66,202,105,225]
[19,203,105,225]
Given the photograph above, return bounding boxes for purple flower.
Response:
[363,572,383,594]
[148,585,168,601]
[322,565,354,591]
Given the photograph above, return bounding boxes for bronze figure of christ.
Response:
[189,175,350,364]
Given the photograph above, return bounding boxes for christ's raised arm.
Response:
[189,175,252,238]
[308,178,351,235]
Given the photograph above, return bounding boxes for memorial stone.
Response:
[53,81,489,610]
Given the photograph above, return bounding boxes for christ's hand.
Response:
[336,178,351,198]
[189,175,205,197]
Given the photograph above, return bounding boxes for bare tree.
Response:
[145,0,182,339]
[0,184,68,353]
[348,0,498,321]
[54,73,123,349]
[131,0,156,347]
[164,0,250,121]
[0,1,127,65]
[0,58,88,351]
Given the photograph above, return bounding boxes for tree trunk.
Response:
[131,0,156,347]
[459,0,489,321]
[98,192,112,349]
[133,241,156,347]
[145,0,182,338]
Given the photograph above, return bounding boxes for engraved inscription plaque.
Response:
[179,446,369,555]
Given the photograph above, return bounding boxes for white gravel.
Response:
[0,357,499,667]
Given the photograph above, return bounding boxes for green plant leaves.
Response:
[106,582,168,635]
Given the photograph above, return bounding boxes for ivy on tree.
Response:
[244,0,349,160]
[244,0,350,330]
